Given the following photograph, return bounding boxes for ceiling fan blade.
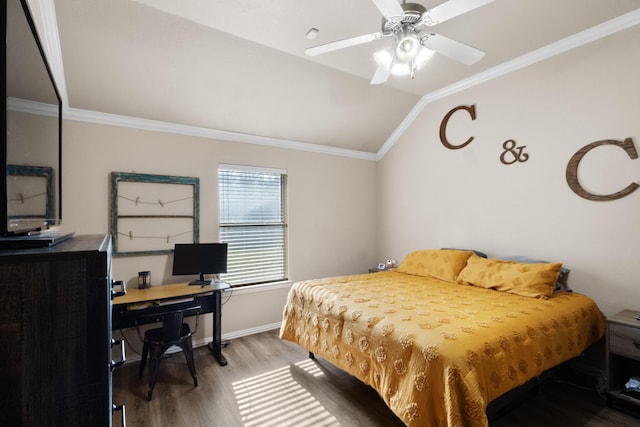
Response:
[423,0,495,25]
[371,0,404,20]
[305,32,382,56]
[370,64,390,85]
[423,33,485,65]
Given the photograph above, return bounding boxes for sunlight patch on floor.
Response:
[233,359,339,427]
[296,358,325,377]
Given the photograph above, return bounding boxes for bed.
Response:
[280,250,606,427]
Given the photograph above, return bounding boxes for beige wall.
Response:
[60,120,377,337]
[377,25,640,317]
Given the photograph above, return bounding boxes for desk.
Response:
[112,281,230,366]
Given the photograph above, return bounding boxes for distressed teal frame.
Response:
[110,172,199,256]
[7,164,54,219]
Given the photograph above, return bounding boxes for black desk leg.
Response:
[207,290,228,366]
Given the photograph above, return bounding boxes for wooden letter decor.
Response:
[566,138,639,201]
[500,140,529,165]
[439,104,476,149]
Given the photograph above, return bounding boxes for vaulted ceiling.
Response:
[45,0,639,157]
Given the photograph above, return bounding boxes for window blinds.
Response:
[218,165,287,286]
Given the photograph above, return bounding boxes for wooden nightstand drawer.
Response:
[609,323,640,361]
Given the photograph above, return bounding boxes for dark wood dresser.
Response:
[0,234,124,426]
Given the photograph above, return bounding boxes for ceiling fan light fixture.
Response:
[395,33,419,62]
[373,49,411,76]
[375,43,434,77]
[374,49,390,63]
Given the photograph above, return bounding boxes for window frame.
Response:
[218,163,288,287]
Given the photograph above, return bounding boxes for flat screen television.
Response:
[172,243,228,286]
[1,0,63,237]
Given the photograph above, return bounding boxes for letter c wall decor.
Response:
[565,138,639,201]
[439,104,476,149]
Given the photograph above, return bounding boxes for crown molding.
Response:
[8,97,58,116]
[375,8,640,160]
[65,108,378,161]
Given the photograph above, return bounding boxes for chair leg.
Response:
[180,339,198,387]
[139,342,149,380]
[146,345,165,401]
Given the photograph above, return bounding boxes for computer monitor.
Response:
[172,243,228,286]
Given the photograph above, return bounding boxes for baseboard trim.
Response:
[222,321,282,341]
[119,322,282,364]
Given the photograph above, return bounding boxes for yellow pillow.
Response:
[456,253,561,298]
[396,249,474,282]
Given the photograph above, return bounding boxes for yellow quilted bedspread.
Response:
[279,271,605,427]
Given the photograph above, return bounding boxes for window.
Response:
[218,164,288,286]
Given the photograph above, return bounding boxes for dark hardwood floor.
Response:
[113,329,640,427]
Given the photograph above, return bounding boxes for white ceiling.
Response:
[48,0,639,156]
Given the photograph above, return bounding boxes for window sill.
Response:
[223,280,292,295]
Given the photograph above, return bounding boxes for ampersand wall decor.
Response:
[500,140,530,165]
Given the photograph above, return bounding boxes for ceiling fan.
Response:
[305,0,495,84]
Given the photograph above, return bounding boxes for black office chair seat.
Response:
[135,303,201,401]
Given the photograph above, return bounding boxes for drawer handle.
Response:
[111,339,126,370]
[112,404,126,427]
[634,341,640,350]
[111,280,126,299]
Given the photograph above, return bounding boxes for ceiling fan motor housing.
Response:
[382,3,427,34]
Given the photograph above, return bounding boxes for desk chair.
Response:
[135,302,201,401]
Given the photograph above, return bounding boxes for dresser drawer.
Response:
[609,323,640,361]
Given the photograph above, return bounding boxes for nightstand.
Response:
[607,309,640,417]
[368,267,396,273]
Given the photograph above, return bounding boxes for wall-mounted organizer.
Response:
[110,172,199,256]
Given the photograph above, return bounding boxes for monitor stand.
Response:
[188,273,223,286]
